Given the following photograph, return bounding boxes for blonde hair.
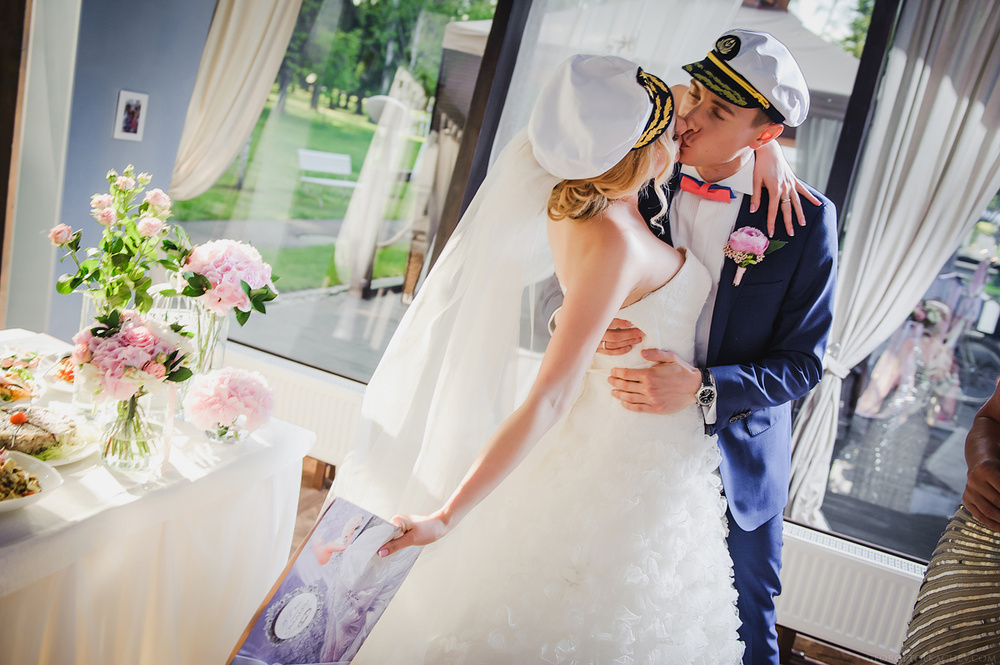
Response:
[547,131,677,222]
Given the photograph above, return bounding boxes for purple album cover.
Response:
[229,498,421,665]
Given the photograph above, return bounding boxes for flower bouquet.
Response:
[51,165,180,316]
[162,239,279,374]
[72,310,193,474]
[181,368,273,443]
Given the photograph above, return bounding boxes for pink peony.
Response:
[73,314,191,401]
[137,215,164,237]
[90,193,113,210]
[184,239,276,315]
[144,188,171,210]
[182,367,274,432]
[48,223,73,245]
[727,227,769,256]
[96,207,118,226]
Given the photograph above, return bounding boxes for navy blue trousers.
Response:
[727,509,783,665]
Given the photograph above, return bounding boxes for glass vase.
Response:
[194,303,229,375]
[72,292,106,421]
[101,393,165,478]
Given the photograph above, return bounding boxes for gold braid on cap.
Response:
[634,68,674,149]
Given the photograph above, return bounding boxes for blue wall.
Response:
[48,0,217,341]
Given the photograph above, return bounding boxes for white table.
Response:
[0,330,316,665]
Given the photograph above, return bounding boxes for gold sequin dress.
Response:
[898,506,1000,663]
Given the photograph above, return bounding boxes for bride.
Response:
[331,54,745,662]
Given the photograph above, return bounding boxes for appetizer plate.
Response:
[0,450,63,513]
[44,439,98,467]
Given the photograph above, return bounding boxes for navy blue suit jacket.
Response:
[640,172,838,531]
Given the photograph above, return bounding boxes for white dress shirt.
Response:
[670,156,755,424]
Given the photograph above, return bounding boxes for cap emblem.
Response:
[715,35,740,59]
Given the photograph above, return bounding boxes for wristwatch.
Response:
[696,367,716,408]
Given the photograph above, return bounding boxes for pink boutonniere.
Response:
[723,227,786,286]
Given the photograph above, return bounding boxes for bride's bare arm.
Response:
[378,226,639,557]
[752,139,822,237]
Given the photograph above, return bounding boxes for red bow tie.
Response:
[679,173,736,203]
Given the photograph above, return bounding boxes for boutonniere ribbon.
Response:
[723,227,786,286]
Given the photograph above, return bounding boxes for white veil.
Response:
[329,54,671,521]
[331,129,559,519]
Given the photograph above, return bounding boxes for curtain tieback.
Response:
[823,347,850,380]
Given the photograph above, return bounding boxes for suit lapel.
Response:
[706,194,764,365]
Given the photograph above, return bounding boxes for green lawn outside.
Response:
[257,240,410,293]
[174,86,422,290]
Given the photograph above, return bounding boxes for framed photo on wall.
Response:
[113,90,148,141]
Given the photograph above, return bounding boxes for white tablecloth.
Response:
[0,330,316,665]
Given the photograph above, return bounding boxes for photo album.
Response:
[228,498,421,665]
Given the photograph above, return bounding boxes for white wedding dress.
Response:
[350,252,744,664]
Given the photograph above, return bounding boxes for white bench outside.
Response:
[297,148,357,189]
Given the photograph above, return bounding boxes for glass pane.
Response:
[173,0,497,383]
[824,192,1000,561]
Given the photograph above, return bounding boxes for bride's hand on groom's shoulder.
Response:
[378,513,449,557]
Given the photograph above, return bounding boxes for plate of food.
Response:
[0,348,46,403]
[0,448,63,513]
[0,405,96,466]
[44,353,76,394]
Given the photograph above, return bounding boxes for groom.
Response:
[605,30,838,663]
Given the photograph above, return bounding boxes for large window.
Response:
[173,0,497,383]
[823,193,1000,560]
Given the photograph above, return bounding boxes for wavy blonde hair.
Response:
[547,132,676,223]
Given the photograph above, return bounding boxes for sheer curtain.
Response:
[787,0,1000,526]
[169,0,302,201]
[490,0,741,162]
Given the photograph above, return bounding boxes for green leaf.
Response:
[55,275,76,295]
[167,368,193,383]
[134,290,152,313]
[764,240,787,255]
[235,309,251,326]
[184,271,212,292]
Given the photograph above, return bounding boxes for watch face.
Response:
[697,387,715,406]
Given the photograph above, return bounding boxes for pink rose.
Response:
[96,207,118,226]
[115,176,135,191]
[119,324,157,351]
[137,216,164,237]
[71,342,92,365]
[90,193,113,210]
[142,361,167,379]
[144,188,171,210]
[48,223,73,245]
[727,227,769,256]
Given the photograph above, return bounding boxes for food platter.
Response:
[0,450,63,513]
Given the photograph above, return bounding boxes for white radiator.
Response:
[225,343,364,466]
[777,521,926,662]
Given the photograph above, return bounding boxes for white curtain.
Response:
[334,68,427,295]
[787,0,1000,526]
[491,0,742,162]
[169,0,302,201]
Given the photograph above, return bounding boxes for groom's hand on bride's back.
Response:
[607,349,701,415]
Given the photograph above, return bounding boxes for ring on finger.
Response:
[781,198,791,204]
[602,341,607,350]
